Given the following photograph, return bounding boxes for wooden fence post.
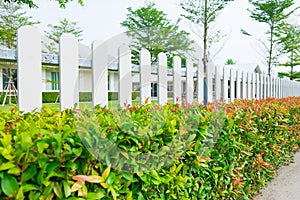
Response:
[118,45,132,108]
[223,67,229,102]
[256,73,260,99]
[186,58,194,104]
[197,59,204,103]
[59,33,79,111]
[230,69,235,102]
[215,66,221,101]
[236,70,241,99]
[207,62,213,102]
[17,26,42,112]
[92,40,108,107]
[158,52,168,105]
[173,56,181,104]
[251,73,256,99]
[140,49,151,104]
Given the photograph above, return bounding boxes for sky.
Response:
[26,0,300,73]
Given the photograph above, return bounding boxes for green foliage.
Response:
[278,71,300,81]
[0,98,299,199]
[3,0,84,8]
[42,92,59,103]
[121,2,194,66]
[277,23,300,80]
[0,1,39,49]
[43,18,83,54]
[180,0,233,64]
[41,92,136,103]
[225,58,236,65]
[246,0,299,75]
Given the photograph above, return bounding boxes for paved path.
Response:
[254,151,300,200]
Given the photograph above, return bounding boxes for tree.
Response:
[3,0,84,8]
[245,0,299,76]
[225,58,236,65]
[277,23,300,80]
[0,1,39,49]
[121,1,194,66]
[43,18,83,54]
[180,0,234,72]
[0,1,39,104]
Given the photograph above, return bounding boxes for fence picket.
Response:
[197,59,204,103]
[158,52,168,105]
[215,66,221,101]
[223,67,229,102]
[230,69,235,102]
[17,26,42,112]
[186,58,194,104]
[59,33,79,111]
[140,49,151,104]
[92,40,108,107]
[14,26,300,112]
[118,45,132,108]
[173,56,181,104]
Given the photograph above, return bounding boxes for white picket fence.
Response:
[17,26,300,112]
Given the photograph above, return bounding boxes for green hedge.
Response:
[42,92,59,103]
[1,91,137,105]
[41,91,137,103]
[0,97,299,199]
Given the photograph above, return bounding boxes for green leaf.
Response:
[21,132,33,150]
[212,167,223,171]
[87,192,105,199]
[53,182,63,199]
[7,167,21,175]
[1,174,19,196]
[22,184,40,193]
[22,165,37,182]
[46,160,60,173]
[37,140,45,153]
[0,162,15,171]
[62,180,71,198]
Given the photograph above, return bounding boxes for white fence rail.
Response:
[13,26,300,112]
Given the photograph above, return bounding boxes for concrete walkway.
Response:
[254,151,300,200]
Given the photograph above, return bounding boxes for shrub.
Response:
[42,92,59,103]
[0,97,299,199]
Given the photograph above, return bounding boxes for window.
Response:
[51,72,59,90]
[151,83,157,97]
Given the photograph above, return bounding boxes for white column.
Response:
[17,26,42,112]
[92,40,108,107]
[118,45,132,108]
[158,52,168,105]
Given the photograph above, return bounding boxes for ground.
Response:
[254,151,300,200]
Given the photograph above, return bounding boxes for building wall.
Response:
[79,69,92,92]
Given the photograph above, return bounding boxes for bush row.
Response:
[0,97,299,199]
[1,91,138,104]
